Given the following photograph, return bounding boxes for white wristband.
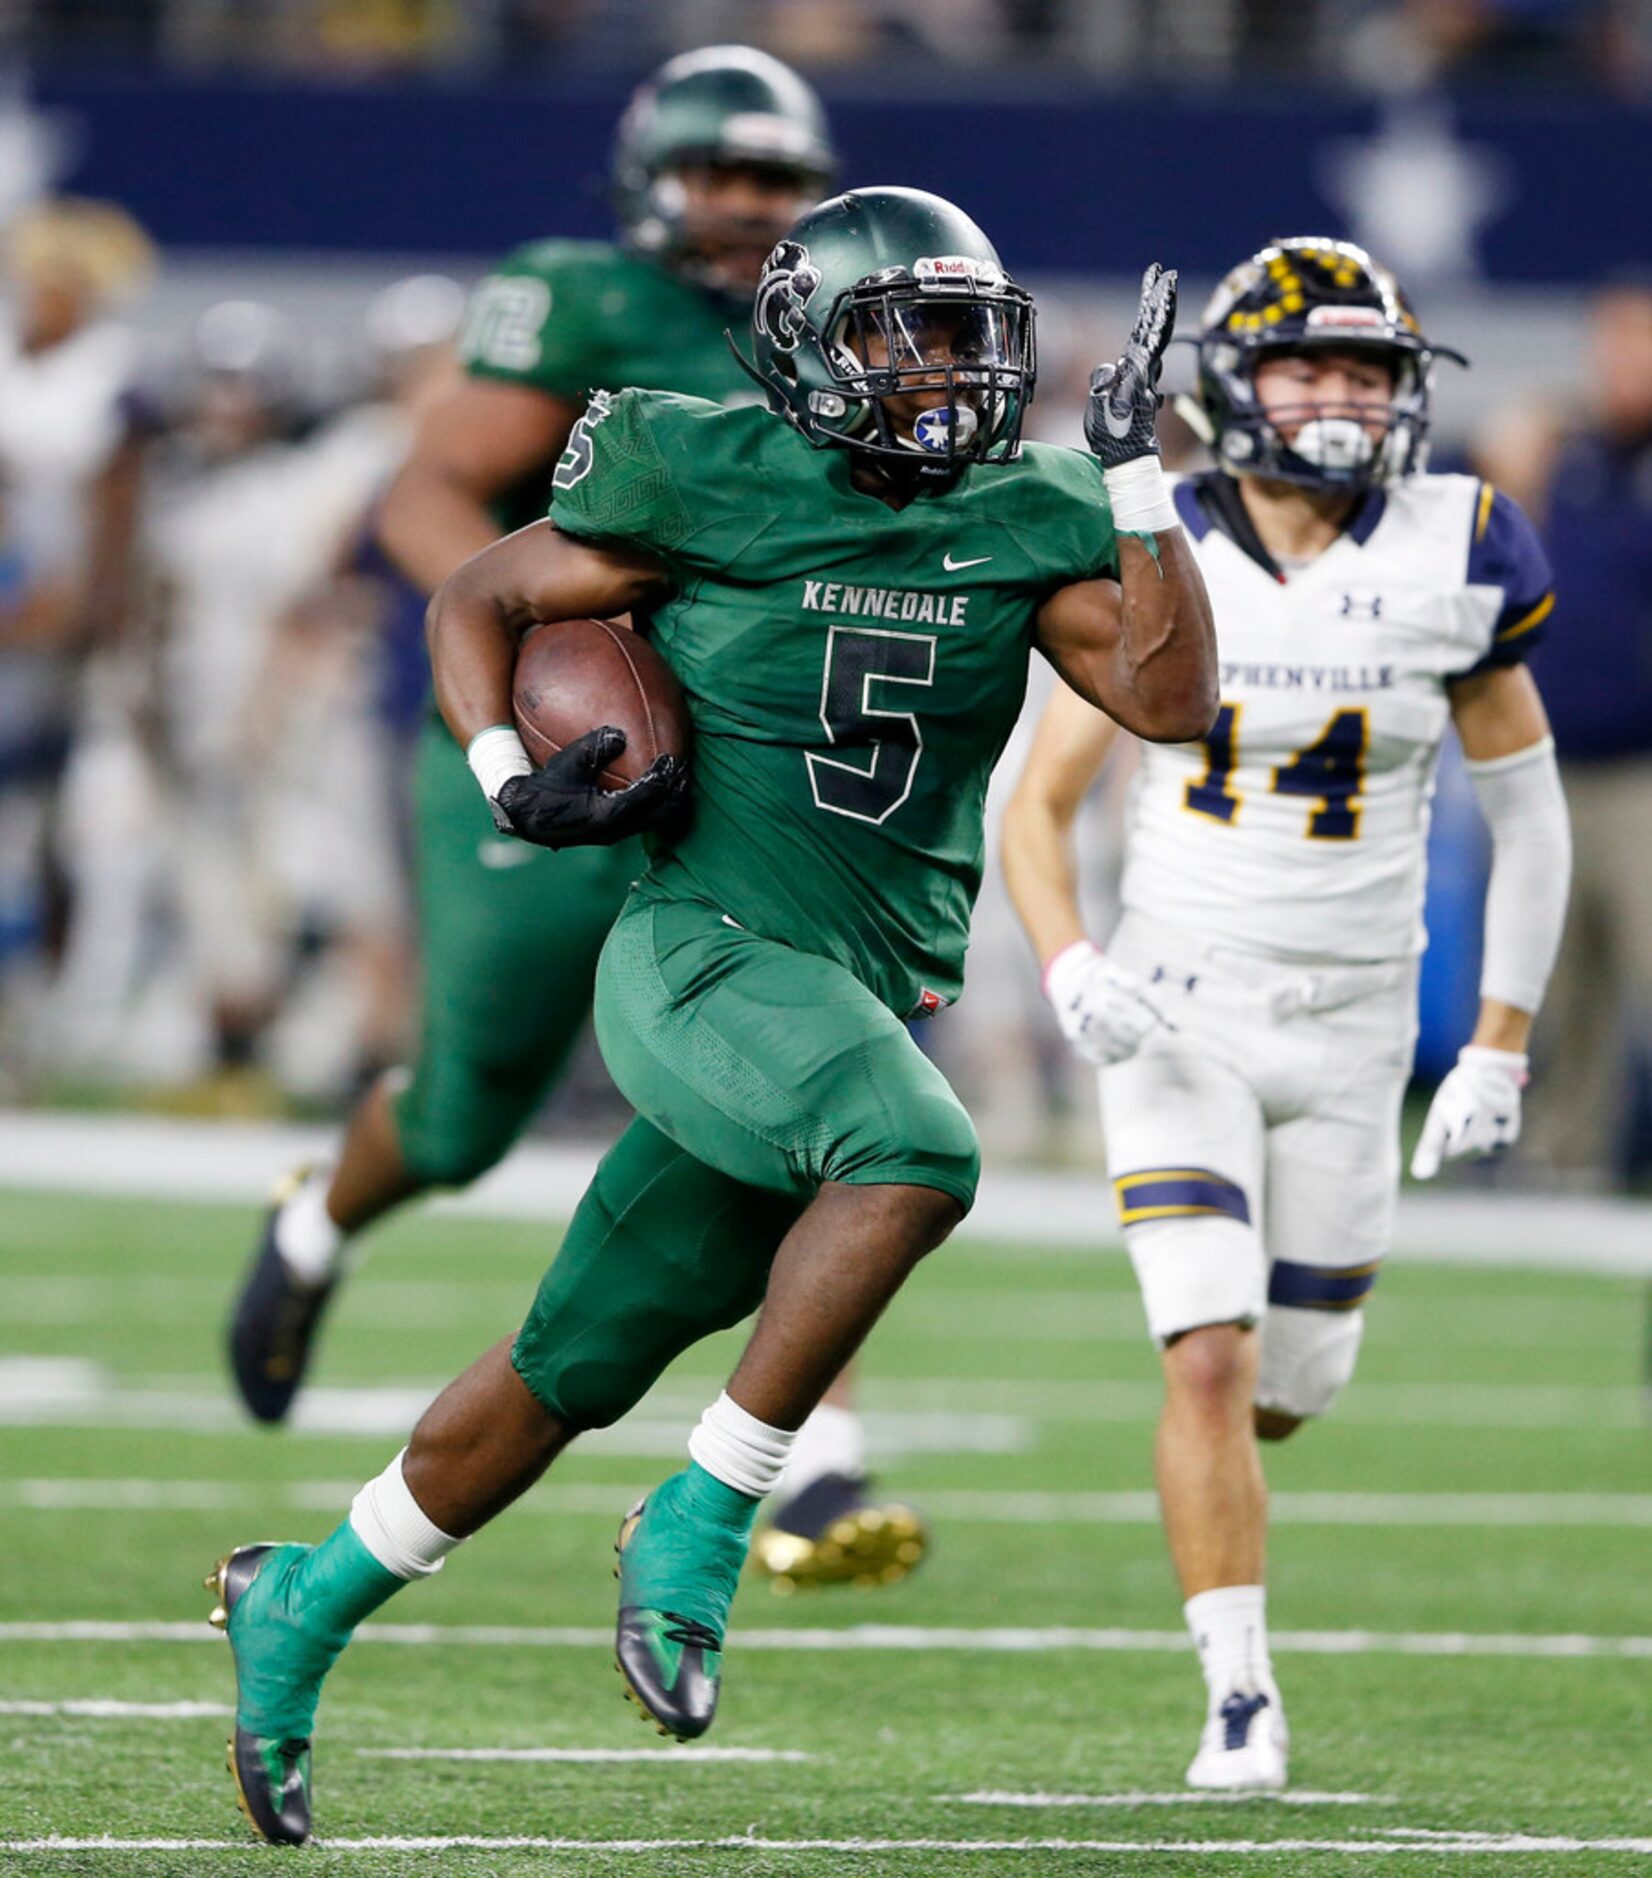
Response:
[466,724,533,802]
[1103,455,1178,534]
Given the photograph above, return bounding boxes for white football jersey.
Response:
[1119,470,1553,965]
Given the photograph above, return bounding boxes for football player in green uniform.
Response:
[206,186,1217,1846]
[226,47,922,1578]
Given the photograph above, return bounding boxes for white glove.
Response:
[1410,1045,1528,1179]
[1043,939,1170,1068]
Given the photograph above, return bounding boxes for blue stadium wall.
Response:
[34,72,1652,280]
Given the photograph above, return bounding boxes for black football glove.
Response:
[491,725,688,850]
[1084,262,1178,470]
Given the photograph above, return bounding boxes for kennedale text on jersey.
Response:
[801,580,970,627]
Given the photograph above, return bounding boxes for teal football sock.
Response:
[620,1462,759,1638]
[230,1523,403,1740]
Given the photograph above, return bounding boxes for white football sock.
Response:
[350,1449,463,1579]
[273,1167,346,1286]
[687,1391,797,1500]
[1185,1584,1274,1701]
[776,1403,866,1501]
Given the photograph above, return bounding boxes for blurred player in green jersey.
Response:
[206,186,1217,1845]
[226,47,925,1582]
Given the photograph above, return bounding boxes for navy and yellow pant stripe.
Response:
[1267,1257,1381,1312]
[1114,1167,1251,1228]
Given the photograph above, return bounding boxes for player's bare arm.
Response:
[1001,681,1121,967]
[1001,675,1168,1067]
[427,518,680,847]
[1035,264,1217,742]
[1412,658,1572,1178]
[1034,534,1216,741]
[377,377,584,594]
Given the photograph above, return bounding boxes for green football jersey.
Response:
[549,390,1120,1018]
[457,240,757,534]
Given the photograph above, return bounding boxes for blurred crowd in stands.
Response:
[5,0,1652,92]
[0,192,1648,1188]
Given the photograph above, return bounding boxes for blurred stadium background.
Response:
[3,4,1652,1867]
[0,0,1649,1168]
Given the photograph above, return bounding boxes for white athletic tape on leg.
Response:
[350,1449,463,1580]
[688,1391,796,1500]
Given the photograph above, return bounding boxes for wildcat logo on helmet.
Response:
[755,241,822,354]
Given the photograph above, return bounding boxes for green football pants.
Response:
[512,1116,806,1428]
[391,715,639,1189]
[594,889,981,1206]
[511,892,980,1429]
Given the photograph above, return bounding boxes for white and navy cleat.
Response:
[1185,1684,1289,1791]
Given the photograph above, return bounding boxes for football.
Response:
[512,618,690,790]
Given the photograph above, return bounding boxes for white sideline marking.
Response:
[7,1832,1652,1854]
[1,1363,1643,1436]
[0,1364,1027,1452]
[11,1476,1652,1528]
[358,1745,809,1763]
[5,1620,1651,1660]
[2,1107,1649,1274]
[0,1700,229,1719]
[951,1791,1383,1808]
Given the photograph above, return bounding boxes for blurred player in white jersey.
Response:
[1004,239,1571,1791]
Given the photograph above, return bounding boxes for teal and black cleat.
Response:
[205,1543,317,1846]
[612,1467,756,1741]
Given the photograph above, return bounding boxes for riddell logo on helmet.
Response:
[1304,306,1388,331]
[916,255,1004,291]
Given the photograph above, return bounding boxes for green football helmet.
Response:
[613,45,838,283]
[744,186,1037,477]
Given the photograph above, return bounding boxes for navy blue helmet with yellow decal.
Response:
[1193,237,1466,493]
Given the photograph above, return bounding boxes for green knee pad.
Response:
[511,1118,805,1429]
[594,893,981,1210]
[393,715,638,1190]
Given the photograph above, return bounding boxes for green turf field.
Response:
[2,1183,1650,1875]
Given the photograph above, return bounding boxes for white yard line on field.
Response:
[0,1700,229,1718]
[9,1476,1652,1527]
[358,1745,807,1762]
[2,1108,1649,1274]
[7,1832,1652,1854]
[4,1620,1650,1660]
[949,1791,1385,1807]
[0,1363,1029,1451]
[1,1361,1643,1435]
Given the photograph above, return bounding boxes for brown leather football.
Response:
[512,618,690,789]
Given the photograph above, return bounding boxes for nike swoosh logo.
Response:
[942,553,993,572]
[477,839,535,870]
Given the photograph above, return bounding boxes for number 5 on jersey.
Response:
[1186,704,1369,840]
[808,625,936,825]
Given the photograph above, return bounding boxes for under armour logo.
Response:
[1339,593,1383,619]
[1150,966,1198,993]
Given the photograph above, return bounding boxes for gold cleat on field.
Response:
[754,1486,928,1594]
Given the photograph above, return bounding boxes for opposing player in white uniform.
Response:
[1003,239,1571,1791]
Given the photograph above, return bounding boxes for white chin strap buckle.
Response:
[1291,416,1373,471]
